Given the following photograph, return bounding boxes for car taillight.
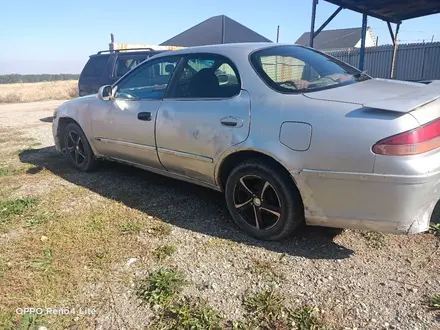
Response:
[372,118,440,156]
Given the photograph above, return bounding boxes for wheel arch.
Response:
[57,117,97,155]
[216,149,300,193]
[219,149,306,240]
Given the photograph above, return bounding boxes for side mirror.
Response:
[97,85,113,101]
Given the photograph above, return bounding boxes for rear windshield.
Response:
[81,55,109,78]
[250,45,369,94]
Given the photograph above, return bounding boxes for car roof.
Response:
[152,42,297,57]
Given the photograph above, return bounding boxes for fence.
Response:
[324,42,440,81]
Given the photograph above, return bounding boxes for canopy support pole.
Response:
[221,15,226,44]
[314,6,343,38]
[309,1,344,48]
[359,13,368,71]
[309,0,318,47]
[387,21,395,41]
[390,22,401,79]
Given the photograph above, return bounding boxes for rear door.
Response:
[78,55,109,96]
[155,53,251,184]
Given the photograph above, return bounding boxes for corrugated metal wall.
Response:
[261,56,306,81]
[324,42,440,81]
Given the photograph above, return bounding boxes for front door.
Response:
[156,54,251,183]
[91,55,181,169]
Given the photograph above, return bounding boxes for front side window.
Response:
[114,56,180,100]
[250,46,369,94]
[172,55,240,98]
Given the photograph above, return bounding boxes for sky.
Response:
[1,0,440,74]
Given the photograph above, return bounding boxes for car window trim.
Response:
[164,52,242,101]
[113,55,183,101]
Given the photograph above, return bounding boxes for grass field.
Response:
[0,81,78,103]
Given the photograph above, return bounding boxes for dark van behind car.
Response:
[78,48,165,96]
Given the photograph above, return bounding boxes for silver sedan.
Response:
[52,43,440,240]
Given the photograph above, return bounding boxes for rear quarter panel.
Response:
[240,91,420,175]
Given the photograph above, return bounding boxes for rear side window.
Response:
[81,55,109,78]
[250,46,363,94]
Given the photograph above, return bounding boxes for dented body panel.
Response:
[155,90,251,184]
[52,43,440,235]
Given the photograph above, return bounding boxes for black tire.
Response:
[225,159,304,241]
[63,122,98,172]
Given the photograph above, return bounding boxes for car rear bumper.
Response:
[292,169,440,234]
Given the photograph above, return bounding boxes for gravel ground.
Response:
[0,100,439,330]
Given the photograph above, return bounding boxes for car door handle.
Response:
[220,116,243,128]
[138,112,152,121]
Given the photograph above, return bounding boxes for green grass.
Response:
[30,247,53,272]
[89,250,111,269]
[132,273,327,329]
[0,312,14,330]
[0,167,12,176]
[234,288,326,330]
[119,221,141,235]
[86,216,106,233]
[136,268,188,308]
[0,312,43,330]
[0,261,5,280]
[151,297,223,330]
[148,222,173,238]
[23,212,51,228]
[429,223,440,237]
[429,294,440,309]
[287,306,326,330]
[153,245,177,261]
[249,259,283,283]
[360,231,386,249]
[0,165,34,177]
[242,288,285,328]
[204,238,237,249]
[0,197,39,221]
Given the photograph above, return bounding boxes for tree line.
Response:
[0,74,80,84]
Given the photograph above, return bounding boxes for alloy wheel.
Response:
[232,175,282,230]
[66,131,86,166]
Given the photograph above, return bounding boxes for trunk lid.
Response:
[303,78,440,125]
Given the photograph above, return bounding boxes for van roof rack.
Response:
[97,47,156,54]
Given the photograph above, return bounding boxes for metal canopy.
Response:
[309,0,440,78]
[324,0,440,24]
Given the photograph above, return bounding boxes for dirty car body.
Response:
[53,43,440,240]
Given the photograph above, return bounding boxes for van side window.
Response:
[115,56,180,100]
[81,56,109,78]
[115,56,149,78]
